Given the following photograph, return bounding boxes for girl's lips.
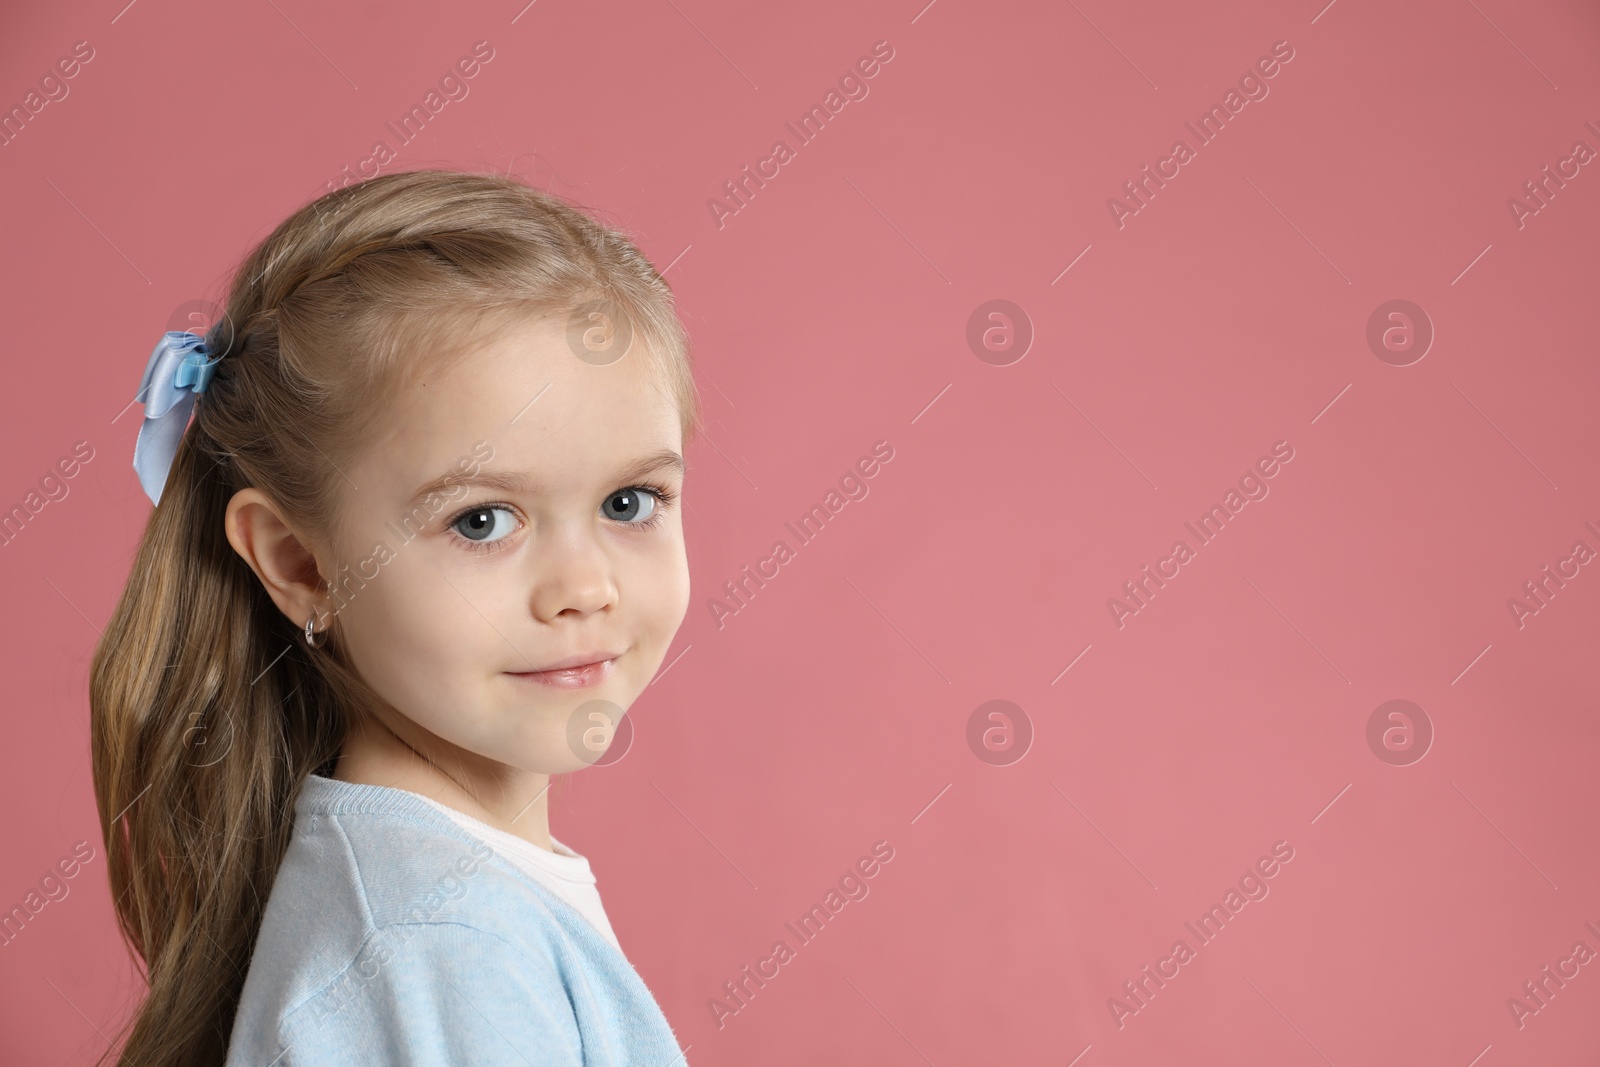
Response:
[509,658,616,689]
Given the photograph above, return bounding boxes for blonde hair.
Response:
[87,169,700,1065]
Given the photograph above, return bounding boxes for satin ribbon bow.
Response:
[132,331,220,505]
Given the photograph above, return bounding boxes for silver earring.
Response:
[304,614,322,648]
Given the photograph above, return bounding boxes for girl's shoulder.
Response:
[266,773,575,956]
[225,775,685,1066]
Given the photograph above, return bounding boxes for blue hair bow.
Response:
[132,331,221,505]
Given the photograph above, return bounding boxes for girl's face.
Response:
[322,312,689,776]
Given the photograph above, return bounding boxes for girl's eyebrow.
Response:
[407,448,684,504]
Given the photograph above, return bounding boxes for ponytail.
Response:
[89,428,344,1065]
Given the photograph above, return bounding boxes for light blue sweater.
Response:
[224,773,688,1066]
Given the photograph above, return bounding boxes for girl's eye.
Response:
[601,487,660,525]
[452,506,518,543]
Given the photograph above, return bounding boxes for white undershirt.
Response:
[411,794,622,952]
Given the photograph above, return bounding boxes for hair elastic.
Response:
[132,331,221,505]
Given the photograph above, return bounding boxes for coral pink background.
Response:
[3,0,1600,1063]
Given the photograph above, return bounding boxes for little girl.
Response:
[88,169,699,1066]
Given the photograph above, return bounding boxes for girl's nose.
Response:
[527,527,619,622]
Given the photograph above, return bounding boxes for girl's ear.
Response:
[224,488,328,628]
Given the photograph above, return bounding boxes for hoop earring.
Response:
[305,614,322,648]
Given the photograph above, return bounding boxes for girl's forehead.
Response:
[405,314,659,409]
[349,330,681,499]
